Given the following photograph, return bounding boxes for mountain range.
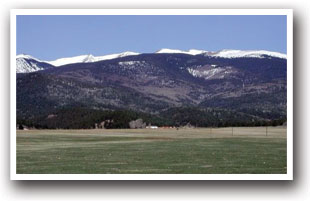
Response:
[16,49,286,73]
[16,49,287,128]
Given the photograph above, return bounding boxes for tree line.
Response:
[16,107,286,129]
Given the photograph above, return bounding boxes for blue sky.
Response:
[16,15,287,60]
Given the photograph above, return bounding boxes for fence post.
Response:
[266,126,268,136]
[232,127,234,136]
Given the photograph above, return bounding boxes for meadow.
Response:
[16,127,287,174]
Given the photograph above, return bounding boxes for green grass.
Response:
[16,128,287,174]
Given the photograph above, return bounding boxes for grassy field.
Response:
[16,127,287,174]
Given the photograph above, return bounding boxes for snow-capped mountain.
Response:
[208,49,287,59]
[47,54,97,67]
[16,49,286,73]
[17,54,41,61]
[156,48,209,55]
[46,51,139,67]
[155,48,286,59]
[16,54,54,73]
[16,51,140,73]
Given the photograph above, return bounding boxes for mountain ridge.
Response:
[16,49,287,73]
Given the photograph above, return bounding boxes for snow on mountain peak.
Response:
[46,54,96,66]
[16,49,286,73]
[118,51,140,56]
[95,51,139,62]
[45,51,140,67]
[187,49,209,55]
[16,54,41,61]
[209,49,287,59]
[155,48,286,59]
[156,48,209,55]
[16,54,53,73]
[156,48,187,54]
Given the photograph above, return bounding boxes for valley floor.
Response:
[16,127,287,174]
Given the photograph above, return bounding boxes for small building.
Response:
[146,125,158,129]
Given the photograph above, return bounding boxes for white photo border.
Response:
[10,9,293,180]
